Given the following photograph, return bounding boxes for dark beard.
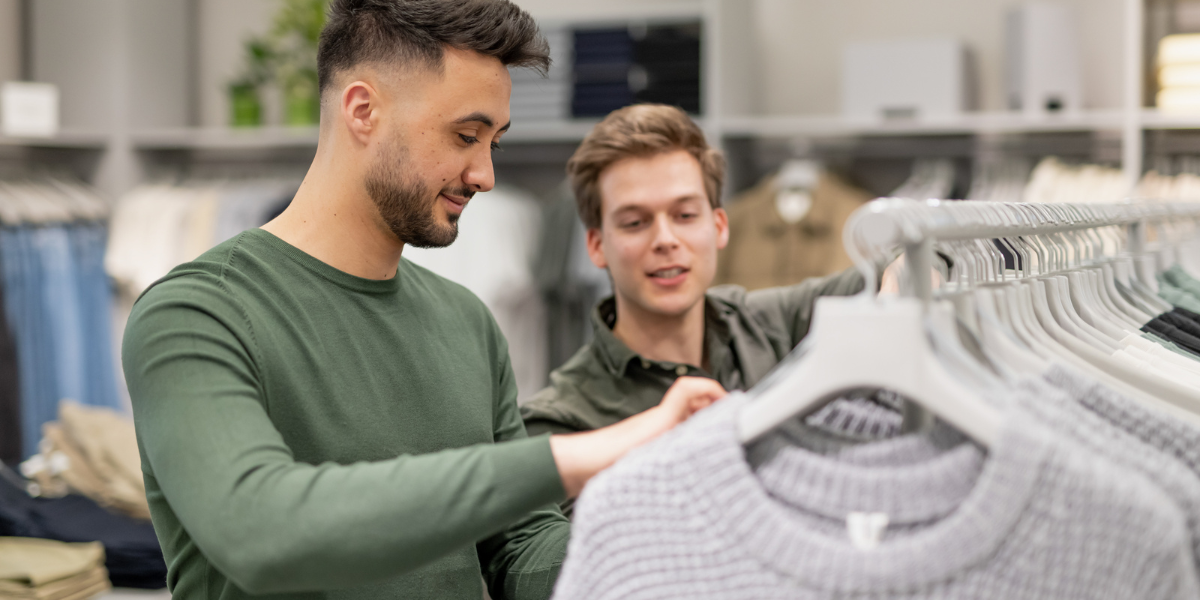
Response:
[364,142,468,249]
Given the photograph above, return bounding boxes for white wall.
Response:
[755,0,1125,114]
[194,0,1128,126]
[0,0,21,83]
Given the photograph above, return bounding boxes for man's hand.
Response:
[880,254,944,295]
[549,376,726,498]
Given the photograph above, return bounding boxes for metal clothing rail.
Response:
[843,198,1200,301]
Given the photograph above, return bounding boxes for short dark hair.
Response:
[318,0,550,94]
[567,104,726,230]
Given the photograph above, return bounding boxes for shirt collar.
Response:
[590,295,736,377]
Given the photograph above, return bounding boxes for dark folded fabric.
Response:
[1143,316,1200,358]
[1171,306,1200,326]
[0,475,166,588]
[1162,310,1200,339]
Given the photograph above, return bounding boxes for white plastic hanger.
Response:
[736,202,1004,447]
[736,295,1002,447]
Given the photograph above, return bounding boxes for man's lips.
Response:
[648,266,690,285]
[440,193,468,214]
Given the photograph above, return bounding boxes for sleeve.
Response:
[123,275,566,595]
[477,345,572,600]
[741,265,867,346]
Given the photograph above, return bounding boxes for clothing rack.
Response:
[846,199,1200,301]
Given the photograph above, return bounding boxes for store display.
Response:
[1159,33,1200,113]
[0,472,165,589]
[0,537,110,600]
[9,1,1200,596]
[19,401,148,521]
[571,22,702,118]
[1005,3,1083,113]
[714,169,872,290]
[842,38,974,120]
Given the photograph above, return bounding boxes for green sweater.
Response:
[122,229,569,600]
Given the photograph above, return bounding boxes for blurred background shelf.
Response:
[132,127,319,150]
[720,111,1128,139]
[0,131,108,149]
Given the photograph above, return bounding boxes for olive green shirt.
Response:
[521,267,867,437]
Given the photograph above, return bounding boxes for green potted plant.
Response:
[271,0,326,126]
[228,37,273,127]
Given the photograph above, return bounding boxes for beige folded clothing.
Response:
[20,400,149,520]
[0,538,111,600]
[0,567,110,600]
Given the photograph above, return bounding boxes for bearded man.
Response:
[120,1,724,599]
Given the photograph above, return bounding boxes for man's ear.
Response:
[713,207,730,250]
[341,81,378,146]
[585,227,609,270]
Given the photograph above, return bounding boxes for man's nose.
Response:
[463,149,495,193]
[651,215,681,250]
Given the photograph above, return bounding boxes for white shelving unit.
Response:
[0,131,109,149]
[6,0,1191,195]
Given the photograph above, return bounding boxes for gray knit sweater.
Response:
[554,393,1199,599]
[1003,374,1200,568]
[1043,365,1200,478]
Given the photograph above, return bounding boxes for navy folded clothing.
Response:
[0,475,166,588]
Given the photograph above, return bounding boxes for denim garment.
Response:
[1,225,122,458]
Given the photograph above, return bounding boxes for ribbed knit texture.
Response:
[554,394,1199,599]
[1043,365,1200,479]
[1002,375,1200,569]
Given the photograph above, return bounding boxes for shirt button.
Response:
[675,365,688,376]
[640,359,651,370]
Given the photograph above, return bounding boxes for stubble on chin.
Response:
[364,142,459,249]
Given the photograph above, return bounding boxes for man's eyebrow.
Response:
[454,112,511,132]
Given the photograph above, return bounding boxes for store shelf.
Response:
[132,126,320,150]
[0,131,109,149]
[128,109,1170,152]
[131,120,614,150]
[1141,109,1200,130]
[720,110,1126,138]
[503,119,603,143]
[97,589,171,600]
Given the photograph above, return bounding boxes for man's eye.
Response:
[679,213,697,220]
[621,220,642,229]
[459,134,479,145]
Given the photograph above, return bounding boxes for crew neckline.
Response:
[692,394,1048,594]
[246,228,403,295]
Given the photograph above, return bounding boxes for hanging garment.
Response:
[0,225,123,459]
[554,395,1199,600]
[714,171,871,291]
[0,281,20,466]
[0,476,165,589]
[0,537,109,600]
[404,186,549,402]
[1043,366,1200,477]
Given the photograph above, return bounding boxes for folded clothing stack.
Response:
[571,22,702,118]
[0,537,110,600]
[510,27,571,122]
[0,475,165,589]
[21,400,148,520]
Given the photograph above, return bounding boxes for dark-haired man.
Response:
[121,2,724,599]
